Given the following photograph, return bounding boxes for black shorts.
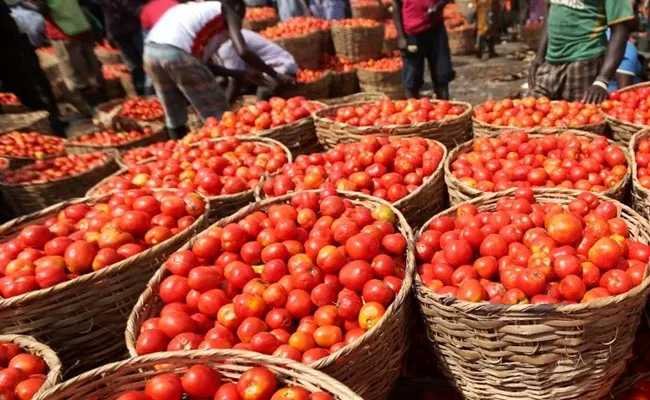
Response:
[401,23,456,91]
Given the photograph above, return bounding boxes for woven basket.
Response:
[522,24,544,50]
[414,187,650,400]
[126,189,414,400]
[319,27,335,55]
[331,23,384,63]
[255,103,325,156]
[33,350,362,400]
[280,72,332,100]
[243,16,279,32]
[630,128,650,220]
[0,103,29,114]
[603,81,650,146]
[0,334,62,398]
[0,150,120,216]
[94,48,123,65]
[65,124,167,154]
[0,192,208,376]
[383,36,398,54]
[445,129,632,206]
[320,91,387,106]
[329,69,359,98]
[314,100,472,150]
[351,4,384,20]
[448,27,475,55]
[272,30,323,70]
[0,111,52,136]
[357,67,403,98]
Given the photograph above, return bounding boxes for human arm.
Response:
[392,0,407,52]
[528,18,548,87]
[207,60,246,79]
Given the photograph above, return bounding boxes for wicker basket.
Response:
[0,150,120,216]
[630,128,650,220]
[447,27,475,55]
[0,111,52,136]
[65,124,167,154]
[0,192,208,376]
[125,190,414,400]
[94,47,123,65]
[357,67,403,99]
[272,30,323,70]
[320,91,387,106]
[33,350,362,400]
[243,16,279,32]
[603,82,650,146]
[331,23,384,63]
[329,69,359,98]
[445,129,632,206]
[314,100,473,150]
[0,334,62,399]
[522,23,544,50]
[279,71,332,100]
[95,98,169,131]
[383,36,398,54]
[255,104,325,156]
[414,187,650,400]
[351,3,385,20]
[319,27,335,55]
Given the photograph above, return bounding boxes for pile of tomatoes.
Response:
[417,189,649,304]
[262,136,444,203]
[384,20,397,39]
[331,18,380,28]
[244,6,277,21]
[119,98,165,121]
[0,93,20,106]
[120,141,177,167]
[601,87,650,125]
[70,128,156,147]
[0,342,49,400]
[0,132,65,160]
[296,69,327,83]
[1,152,109,185]
[450,131,628,193]
[319,55,355,73]
[357,56,402,72]
[0,189,205,298]
[135,192,406,365]
[330,98,466,127]
[635,137,650,189]
[473,97,604,128]
[261,17,329,39]
[115,364,336,400]
[102,64,129,80]
[91,137,289,198]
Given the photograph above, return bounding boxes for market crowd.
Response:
[0,0,645,139]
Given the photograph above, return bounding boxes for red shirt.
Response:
[141,0,178,30]
[401,0,443,35]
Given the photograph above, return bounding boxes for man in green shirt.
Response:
[528,0,636,103]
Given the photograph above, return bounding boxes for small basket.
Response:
[351,3,385,20]
[280,71,332,100]
[65,125,167,154]
[320,91,387,107]
[94,47,123,65]
[331,23,384,62]
[33,350,362,400]
[0,111,52,136]
[319,27,335,55]
[314,100,473,150]
[272,30,323,70]
[444,129,632,206]
[447,27,475,55]
[603,81,650,146]
[329,69,359,98]
[0,150,120,216]
[630,128,650,220]
[522,23,544,50]
[243,16,279,32]
[0,334,62,399]
[125,189,414,400]
[414,187,650,400]
[357,66,403,98]
[0,192,208,376]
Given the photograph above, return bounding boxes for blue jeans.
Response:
[113,30,146,95]
[401,23,455,91]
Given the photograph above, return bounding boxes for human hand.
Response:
[582,84,608,104]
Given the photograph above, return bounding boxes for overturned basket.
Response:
[603,81,650,146]
[126,190,414,400]
[279,71,332,100]
[314,99,472,150]
[271,30,323,70]
[34,350,362,400]
[445,129,632,206]
[65,125,167,154]
[357,66,403,99]
[447,27,475,56]
[0,191,208,376]
[414,187,650,400]
[0,111,52,136]
[630,128,650,220]
[331,23,384,62]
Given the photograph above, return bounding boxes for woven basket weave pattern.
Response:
[448,28,475,55]
[331,24,384,63]
[329,70,360,98]
[243,16,279,32]
[280,72,332,100]
[272,30,323,70]
[320,91,387,106]
[629,128,650,220]
[65,124,167,155]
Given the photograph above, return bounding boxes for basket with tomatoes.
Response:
[330,18,384,63]
[314,97,472,151]
[66,125,166,154]
[629,129,650,220]
[413,187,650,400]
[447,24,475,56]
[444,130,631,206]
[261,18,325,69]
[356,56,404,99]
[383,20,398,54]
[0,93,27,114]
[279,69,332,100]
[88,137,292,223]
[351,0,385,20]
[0,189,208,375]
[601,82,650,145]
[243,6,279,32]
[320,91,387,107]
[126,190,415,399]
[0,132,66,170]
[0,112,52,138]
[33,350,362,400]
[472,97,607,137]
[258,135,447,227]
[117,140,176,169]
[0,151,120,216]
[321,55,358,98]
[0,334,62,400]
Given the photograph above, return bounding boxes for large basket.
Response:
[603,81,650,146]
[314,100,473,150]
[0,334,62,399]
[94,47,123,65]
[319,27,335,55]
[630,128,650,220]
[33,350,362,400]
[320,91,387,107]
[0,150,120,216]
[448,27,475,55]
[65,124,167,154]
[279,71,332,100]
[444,129,632,206]
[243,16,279,32]
[414,187,650,400]
[0,111,52,136]
[351,3,385,20]
[357,66,403,98]
[272,30,323,70]
[0,192,208,376]
[255,103,325,155]
[329,69,359,98]
[331,23,384,63]
[126,190,415,400]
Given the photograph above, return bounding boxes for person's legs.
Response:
[401,34,425,98]
[51,40,89,92]
[424,24,455,100]
[563,56,603,102]
[527,61,566,100]
[114,31,146,95]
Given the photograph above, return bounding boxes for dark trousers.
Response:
[113,30,146,95]
[401,23,456,93]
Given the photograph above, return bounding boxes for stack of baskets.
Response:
[331,21,384,63]
[329,67,360,97]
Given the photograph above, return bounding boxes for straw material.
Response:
[0,111,52,136]
[65,124,167,154]
[314,100,473,150]
[0,192,208,376]
[331,23,384,62]
[444,129,632,206]
[448,27,475,55]
[126,190,414,400]
[279,71,332,100]
[320,91,387,106]
[329,69,359,98]
[603,81,650,146]
[318,28,335,55]
[254,103,325,156]
[272,30,323,70]
[33,350,362,400]
[0,334,62,398]
[629,128,650,220]
[243,16,279,32]
[472,113,607,138]
[357,67,403,98]
[351,4,384,20]
[414,187,650,400]
[0,150,120,216]
[94,48,123,65]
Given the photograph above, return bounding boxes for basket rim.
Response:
[630,128,650,200]
[444,129,632,199]
[0,189,209,307]
[250,100,325,139]
[66,125,164,150]
[415,186,650,313]
[600,81,650,129]
[266,27,323,42]
[330,21,384,30]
